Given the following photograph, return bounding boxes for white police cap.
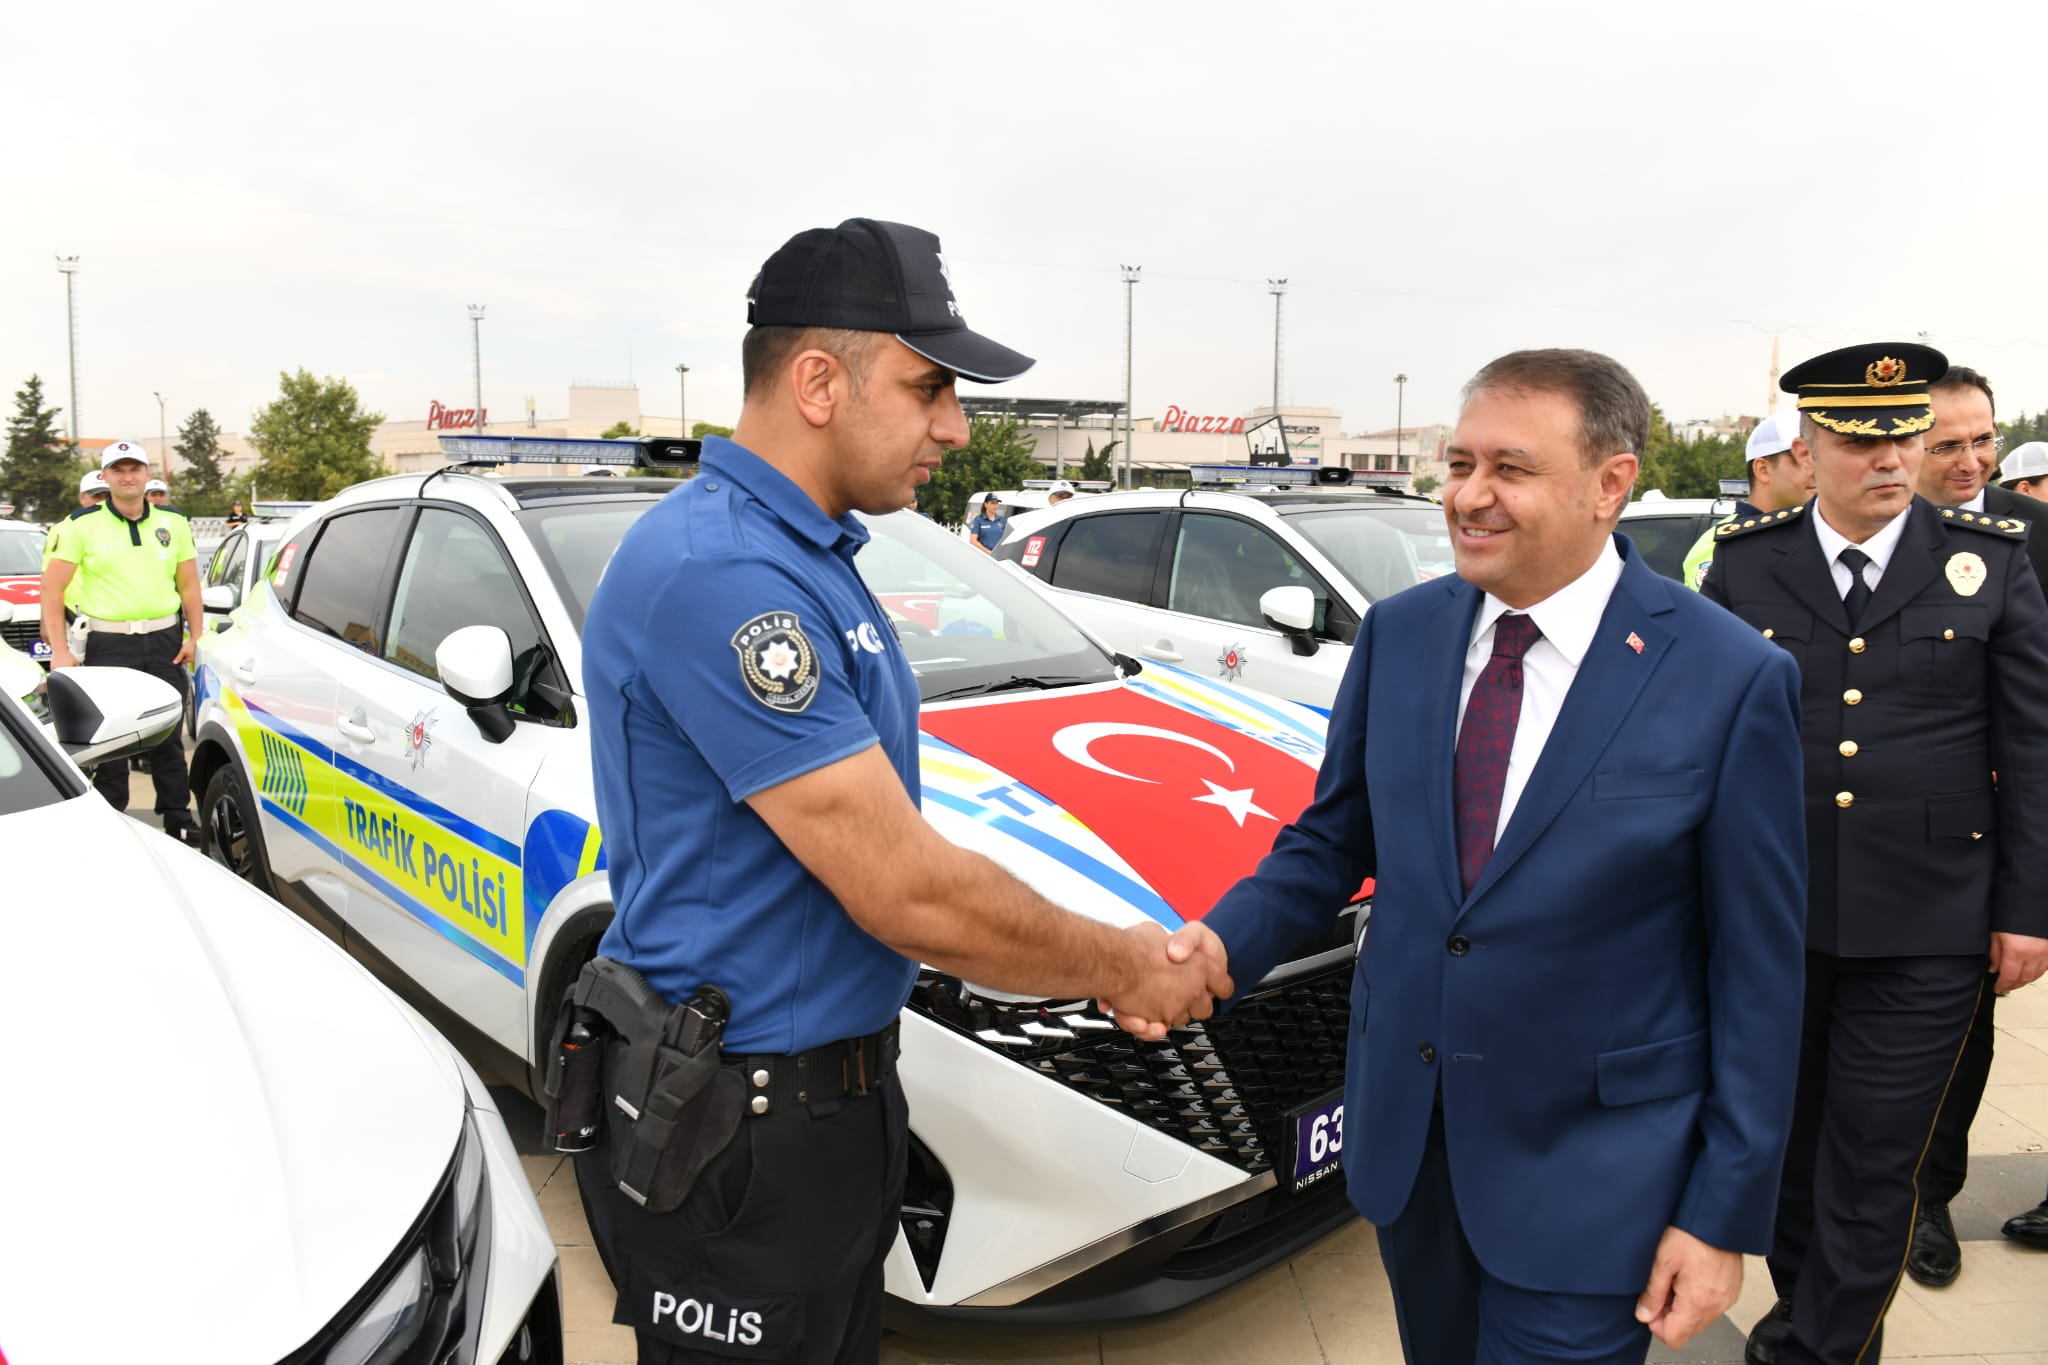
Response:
[1745,413,1799,463]
[1999,441,2048,485]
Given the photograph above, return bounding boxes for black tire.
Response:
[202,764,275,896]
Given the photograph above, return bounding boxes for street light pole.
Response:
[154,390,167,482]
[468,305,486,433]
[1268,279,1288,415]
[675,362,690,438]
[1394,374,1407,472]
[55,257,80,443]
[1121,265,1141,489]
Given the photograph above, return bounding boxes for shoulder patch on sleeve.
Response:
[731,611,821,713]
[1714,504,1805,540]
[1944,508,2029,539]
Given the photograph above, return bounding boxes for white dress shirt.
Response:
[1456,540,1625,841]
[1961,490,1988,514]
[1811,503,1913,598]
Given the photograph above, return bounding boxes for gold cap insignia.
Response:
[1866,356,1907,387]
[1946,551,1987,597]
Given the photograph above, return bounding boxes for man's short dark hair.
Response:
[1462,349,1650,467]
[741,326,881,397]
[1930,364,1995,416]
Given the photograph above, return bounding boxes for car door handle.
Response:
[231,660,257,684]
[336,714,377,744]
[1141,642,1184,662]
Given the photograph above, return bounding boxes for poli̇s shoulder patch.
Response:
[731,611,819,713]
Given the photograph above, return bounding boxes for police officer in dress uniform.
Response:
[1682,412,1814,590]
[1701,343,2048,1364]
[577,219,1228,1365]
[38,441,204,843]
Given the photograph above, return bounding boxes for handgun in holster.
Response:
[544,956,741,1212]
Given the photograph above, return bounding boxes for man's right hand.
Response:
[48,645,78,670]
[1105,922,1232,1040]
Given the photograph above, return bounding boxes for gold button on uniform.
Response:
[1762,628,1775,639]
[1943,629,1956,641]
[1840,740,1859,757]
[1836,791,1855,808]
[1849,637,1866,653]
[1844,689,1863,705]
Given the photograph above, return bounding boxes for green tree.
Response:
[2,374,78,523]
[916,415,1044,523]
[1077,437,1119,484]
[1413,472,1441,496]
[171,407,233,516]
[690,421,735,440]
[599,420,641,439]
[1634,405,1748,500]
[2000,411,2048,452]
[249,370,386,498]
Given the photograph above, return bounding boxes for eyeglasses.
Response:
[1926,434,2003,462]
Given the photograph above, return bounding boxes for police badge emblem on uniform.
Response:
[732,611,819,712]
[155,526,171,547]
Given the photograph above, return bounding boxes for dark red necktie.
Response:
[1455,613,1540,894]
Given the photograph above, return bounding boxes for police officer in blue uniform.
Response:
[1702,343,2048,1364]
[577,218,1230,1364]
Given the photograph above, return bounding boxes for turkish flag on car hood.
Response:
[0,576,40,608]
[918,687,1318,921]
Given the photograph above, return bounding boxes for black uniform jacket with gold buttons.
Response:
[1702,496,2048,956]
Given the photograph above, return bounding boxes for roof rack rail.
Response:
[434,433,700,469]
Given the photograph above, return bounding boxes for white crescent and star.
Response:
[1051,722,1274,827]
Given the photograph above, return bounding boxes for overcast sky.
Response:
[7,1,2046,452]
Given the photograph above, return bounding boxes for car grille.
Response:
[907,960,1353,1176]
[1,619,41,653]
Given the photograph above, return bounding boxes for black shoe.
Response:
[1908,1202,1962,1286]
[2004,1200,2048,1251]
[1744,1297,1793,1365]
[162,822,202,849]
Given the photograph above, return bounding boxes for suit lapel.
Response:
[1853,499,1941,636]
[1770,501,1853,635]
[1425,579,1483,906]
[1463,543,1672,909]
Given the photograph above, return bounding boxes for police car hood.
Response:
[915,670,1328,932]
[0,572,38,621]
[0,794,464,1363]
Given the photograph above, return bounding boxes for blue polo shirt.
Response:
[584,437,922,1054]
[966,511,1008,550]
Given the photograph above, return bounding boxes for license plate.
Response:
[30,640,51,661]
[1289,1092,1345,1192]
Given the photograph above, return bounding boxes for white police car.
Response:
[0,662,561,1364]
[0,517,49,663]
[191,435,1364,1330]
[995,469,1449,711]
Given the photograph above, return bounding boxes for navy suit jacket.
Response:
[1205,535,1808,1295]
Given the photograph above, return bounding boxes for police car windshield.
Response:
[0,528,42,576]
[855,510,1117,701]
[1283,503,1449,595]
[516,497,663,629]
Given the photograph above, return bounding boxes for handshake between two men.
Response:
[1103,921,1232,1042]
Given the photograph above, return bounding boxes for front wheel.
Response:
[202,764,275,896]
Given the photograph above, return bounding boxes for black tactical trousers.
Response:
[83,626,194,832]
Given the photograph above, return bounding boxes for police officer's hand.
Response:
[1103,922,1232,1041]
[48,645,78,670]
[1990,932,2048,993]
[172,638,195,667]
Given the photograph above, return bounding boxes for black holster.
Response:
[553,957,743,1213]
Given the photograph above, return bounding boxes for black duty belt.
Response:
[726,1021,900,1116]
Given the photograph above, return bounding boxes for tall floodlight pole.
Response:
[56,257,80,443]
[1268,279,1288,414]
[468,305,486,432]
[154,391,167,481]
[1394,374,1407,470]
[675,362,690,438]
[1120,265,1141,489]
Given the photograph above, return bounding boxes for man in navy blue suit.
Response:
[1115,350,1809,1362]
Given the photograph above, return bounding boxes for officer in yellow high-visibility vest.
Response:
[1681,412,1814,590]
[39,441,204,842]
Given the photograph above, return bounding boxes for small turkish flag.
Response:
[1626,632,1644,654]
[919,689,1320,920]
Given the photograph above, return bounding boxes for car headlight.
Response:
[319,1104,494,1365]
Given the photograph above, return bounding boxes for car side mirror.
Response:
[1260,585,1321,657]
[46,666,184,769]
[202,583,240,613]
[436,625,516,743]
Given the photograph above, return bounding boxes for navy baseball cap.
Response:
[746,218,1035,384]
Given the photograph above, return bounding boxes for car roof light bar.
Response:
[434,434,700,469]
[1017,479,1114,491]
[1187,463,1353,489]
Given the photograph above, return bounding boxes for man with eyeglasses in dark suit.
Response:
[1902,364,2048,1290]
